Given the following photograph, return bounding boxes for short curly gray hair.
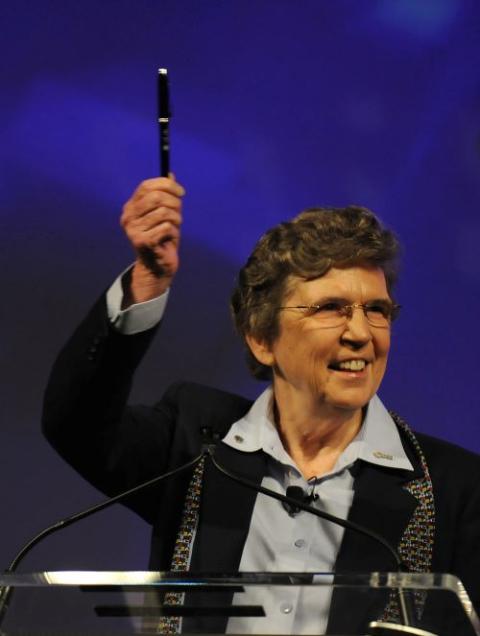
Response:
[230,205,400,380]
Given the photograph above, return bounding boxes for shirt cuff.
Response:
[106,266,169,335]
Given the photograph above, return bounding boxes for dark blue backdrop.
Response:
[1,0,479,572]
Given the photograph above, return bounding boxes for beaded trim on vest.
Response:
[157,456,206,634]
[380,412,435,623]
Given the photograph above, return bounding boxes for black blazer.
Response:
[42,296,480,633]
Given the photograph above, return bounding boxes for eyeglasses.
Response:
[278,300,401,328]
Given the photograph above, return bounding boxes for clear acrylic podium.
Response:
[0,571,478,636]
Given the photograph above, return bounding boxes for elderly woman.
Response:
[43,177,480,633]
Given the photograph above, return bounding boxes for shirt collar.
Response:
[340,395,413,472]
[222,388,413,473]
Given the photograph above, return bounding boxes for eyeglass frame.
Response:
[278,300,401,328]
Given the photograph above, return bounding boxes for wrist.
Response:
[122,261,172,308]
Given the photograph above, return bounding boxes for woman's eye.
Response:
[313,302,342,313]
[366,303,388,317]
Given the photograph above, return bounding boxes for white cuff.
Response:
[106,266,169,335]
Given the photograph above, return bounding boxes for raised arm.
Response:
[42,177,186,519]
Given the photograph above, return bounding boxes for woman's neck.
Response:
[273,393,363,479]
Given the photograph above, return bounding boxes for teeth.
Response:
[338,360,366,371]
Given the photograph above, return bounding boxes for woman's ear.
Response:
[245,333,275,367]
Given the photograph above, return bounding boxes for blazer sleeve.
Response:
[424,434,480,617]
[41,293,178,522]
[448,464,480,615]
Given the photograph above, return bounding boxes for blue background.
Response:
[1,0,479,572]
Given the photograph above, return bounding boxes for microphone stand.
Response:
[0,452,205,629]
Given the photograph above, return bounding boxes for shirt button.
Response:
[280,602,293,614]
[294,539,306,548]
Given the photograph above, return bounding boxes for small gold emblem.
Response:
[373,451,393,460]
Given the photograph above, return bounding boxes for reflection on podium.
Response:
[0,570,478,636]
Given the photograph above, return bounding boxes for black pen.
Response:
[157,68,171,177]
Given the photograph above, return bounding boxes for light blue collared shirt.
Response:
[223,387,413,635]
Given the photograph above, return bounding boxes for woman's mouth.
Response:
[328,359,368,372]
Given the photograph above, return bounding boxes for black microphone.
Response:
[283,485,318,516]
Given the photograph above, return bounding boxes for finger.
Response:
[125,209,182,239]
[123,202,182,234]
[132,177,186,200]
[136,190,182,214]
[129,218,180,246]
[137,208,182,232]
[136,223,180,250]
[121,192,182,228]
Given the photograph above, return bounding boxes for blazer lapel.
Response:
[336,460,422,571]
[327,460,422,634]
[190,441,267,571]
[185,442,267,633]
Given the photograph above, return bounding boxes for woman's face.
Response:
[248,265,392,418]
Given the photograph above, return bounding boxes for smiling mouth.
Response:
[329,359,368,372]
